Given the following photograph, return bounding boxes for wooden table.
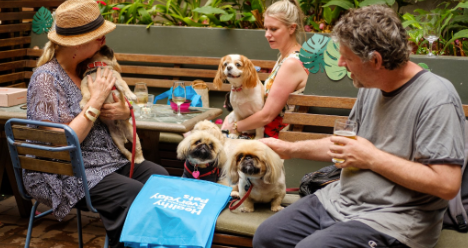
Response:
[0,104,222,217]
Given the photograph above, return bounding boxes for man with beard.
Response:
[254,5,465,248]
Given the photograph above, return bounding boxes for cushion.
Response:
[215,194,300,237]
[159,132,184,143]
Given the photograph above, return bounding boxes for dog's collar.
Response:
[231,86,243,92]
[87,61,108,69]
[184,160,219,179]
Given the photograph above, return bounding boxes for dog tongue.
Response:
[192,171,200,179]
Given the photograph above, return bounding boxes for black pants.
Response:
[253,195,409,248]
[77,160,168,248]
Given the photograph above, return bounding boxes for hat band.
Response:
[55,15,105,36]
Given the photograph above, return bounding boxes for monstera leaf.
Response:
[299,34,330,74]
[32,7,53,35]
[324,40,348,81]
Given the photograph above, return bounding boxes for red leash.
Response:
[229,179,254,211]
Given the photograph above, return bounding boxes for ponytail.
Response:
[37,41,59,67]
[265,0,306,45]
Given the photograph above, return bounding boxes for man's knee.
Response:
[253,220,278,248]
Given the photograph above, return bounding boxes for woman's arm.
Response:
[69,68,116,142]
[233,58,308,133]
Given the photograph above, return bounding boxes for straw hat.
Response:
[48,0,116,46]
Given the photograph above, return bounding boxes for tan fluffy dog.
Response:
[177,120,227,183]
[79,45,144,163]
[225,140,285,212]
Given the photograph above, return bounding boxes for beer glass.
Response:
[332,119,357,164]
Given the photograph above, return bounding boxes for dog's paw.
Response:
[271,205,284,212]
[79,100,86,110]
[230,191,240,198]
[240,207,254,213]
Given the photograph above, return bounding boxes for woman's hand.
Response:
[87,67,115,106]
[100,92,131,120]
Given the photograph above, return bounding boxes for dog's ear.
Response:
[112,57,122,73]
[176,135,192,160]
[262,146,283,184]
[100,45,114,59]
[226,151,240,185]
[213,57,227,90]
[242,56,260,89]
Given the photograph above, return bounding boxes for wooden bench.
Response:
[0,48,276,177]
[213,93,468,248]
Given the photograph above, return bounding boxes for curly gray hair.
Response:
[332,5,410,70]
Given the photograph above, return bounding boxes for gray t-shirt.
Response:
[315,70,465,248]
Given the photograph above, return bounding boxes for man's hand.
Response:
[100,92,131,120]
[328,136,382,170]
[259,138,293,159]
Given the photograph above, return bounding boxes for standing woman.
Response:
[224,0,309,138]
[25,1,168,247]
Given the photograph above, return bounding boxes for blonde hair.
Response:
[37,41,59,67]
[264,0,305,45]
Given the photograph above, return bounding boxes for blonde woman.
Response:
[25,1,168,247]
[223,0,309,138]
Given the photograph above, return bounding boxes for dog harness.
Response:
[183,161,219,182]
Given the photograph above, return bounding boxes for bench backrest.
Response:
[3,49,276,92]
[280,94,468,142]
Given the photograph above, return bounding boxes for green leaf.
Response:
[385,0,395,6]
[322,0,354,10]
[299,34,330,73]
[324,41,348,81]
[402,20,422,29]
[418,62,430,71]
[146,22,154,29]
[220,13,235,22]
[251,0,264,13]
[138,7,152,24]
[452,2,468,11]
[359,0,387,7]
[193,6,227,15]
[452,15,468,23]
[444,29,468,50]
[32,7,53,34]
[182,17,204,26]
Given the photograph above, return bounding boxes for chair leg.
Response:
[77,209,83,248]
[24,201,40,248]
[104,234,109,248]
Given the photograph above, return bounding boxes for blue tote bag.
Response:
[120,175,232,248]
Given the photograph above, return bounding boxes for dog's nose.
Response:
[241,164,260,175]
[227,66,232,71]
[192,144,211,159]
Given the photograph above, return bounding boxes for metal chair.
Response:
[5,118,108,248]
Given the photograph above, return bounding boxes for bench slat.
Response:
[283,113,348,127]
[278,132,330,142]
[0,61,26,72]
[287,95,356,109]
[0,72,25,84]
[19,155,74,176]
[0,37,31,48]
[123,77,232,91]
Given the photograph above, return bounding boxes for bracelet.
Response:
[84,106,100,123]
[233,121,239,133]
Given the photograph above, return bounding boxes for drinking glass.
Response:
[134,82,148,118]
[332,119,357,164]
[172,81,186,117]
[422,13,441,57]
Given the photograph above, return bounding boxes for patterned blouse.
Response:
[25,58,129,220]
[263,52,309,138]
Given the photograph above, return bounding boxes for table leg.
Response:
[0,124,32,218]
[137,129,161,164]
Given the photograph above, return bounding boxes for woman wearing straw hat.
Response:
[25,0,168,247]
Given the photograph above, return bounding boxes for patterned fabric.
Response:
[24,58,129,221]
[264,52,309,138]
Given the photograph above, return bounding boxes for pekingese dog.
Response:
[213,54,264,139]
[79,45,144,163]
[177,120,227,182]
[225,140,286,212]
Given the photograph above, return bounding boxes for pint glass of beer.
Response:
[332,119,357,164]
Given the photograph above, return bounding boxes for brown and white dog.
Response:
[224,140,286,212]
[214,54,264,139]
[79,45,144,163]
